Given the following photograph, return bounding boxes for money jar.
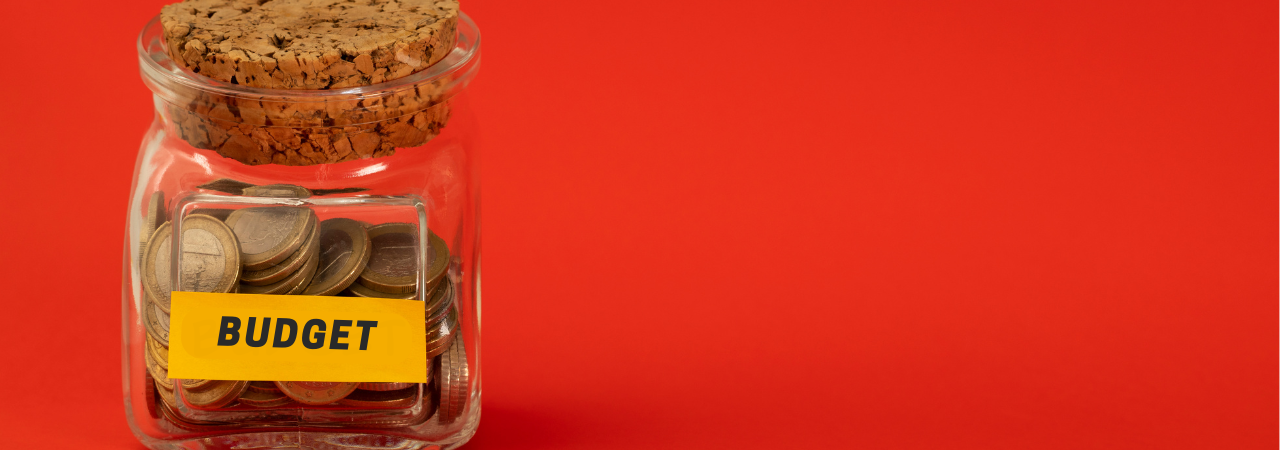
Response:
[122,3,481,449]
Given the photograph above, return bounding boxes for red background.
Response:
[0,1,1275,448]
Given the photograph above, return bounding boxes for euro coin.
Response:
[240,218,319,286]
[225,207,313,270]
[303,218,370,296]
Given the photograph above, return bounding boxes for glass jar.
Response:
[122,11,481,450]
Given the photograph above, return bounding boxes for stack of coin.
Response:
[141,214,242,348]
[436,333,470,424]
[424,279,461,359]
[346,223,450,301]
[303,218,371,296]
[345,223,460,358]
[227,206,322,295]
[137,187,468,427]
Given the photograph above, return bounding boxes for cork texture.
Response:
[156,0,463,165]
[167,84,451,165]
[161,0,459,89]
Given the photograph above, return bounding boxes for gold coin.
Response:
[196,178,255,195]
[142,297,170,346]
[241,218,320,286]
[243,184,312,198]
[436,331,468,424]
[241,248,319,295]
[225,207,313,270]
[338,387,419,409]
[144,347,174,391]
[237,389,293,408]
[358,223,420,294]
[146,334,168,369]
[274,381,359,406]
[143,216,242,312]
[303,218,371,296]
[183,380,249,409]
[181,378,215,392]
[345,280,416,300]
[155,381,177,408]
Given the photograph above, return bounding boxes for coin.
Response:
[145,347,174,391]
[143,216,242,312]
[240,239,320,295]
[303,218,371,296]
[142,297,170,346]
[183,380,249,409]
[181,378,214,392]
[226,207,313,270]
[358,223,420,294]
[436,332,468,424]
[237,389,293,408]
[275,381,359,406]
[142,223,173,312]
[197,178,255,195]
[346,280,416,300]
[338,387,419,409]
[243,184,312,198]
[156,381,177,408]
[178,214,242,293]
[285,255,321,295]
[139,191,165,262]
[152,302,170,334]
[241,219,320,286]
[146,334,168,369]
[425,304,459,359]
[422,230,451,292]
[248,381,281,393]
[423,278,454,330]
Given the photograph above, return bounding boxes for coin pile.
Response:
[137,185,469,429]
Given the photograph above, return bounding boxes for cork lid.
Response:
[142,0,477,166]
[160,0,460,89]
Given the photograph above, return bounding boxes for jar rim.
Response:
[137,11,481,102]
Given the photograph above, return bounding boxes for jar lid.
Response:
[137,9,481,166]
[160,0,459,90]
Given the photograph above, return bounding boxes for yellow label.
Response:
[168,292,427,383]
